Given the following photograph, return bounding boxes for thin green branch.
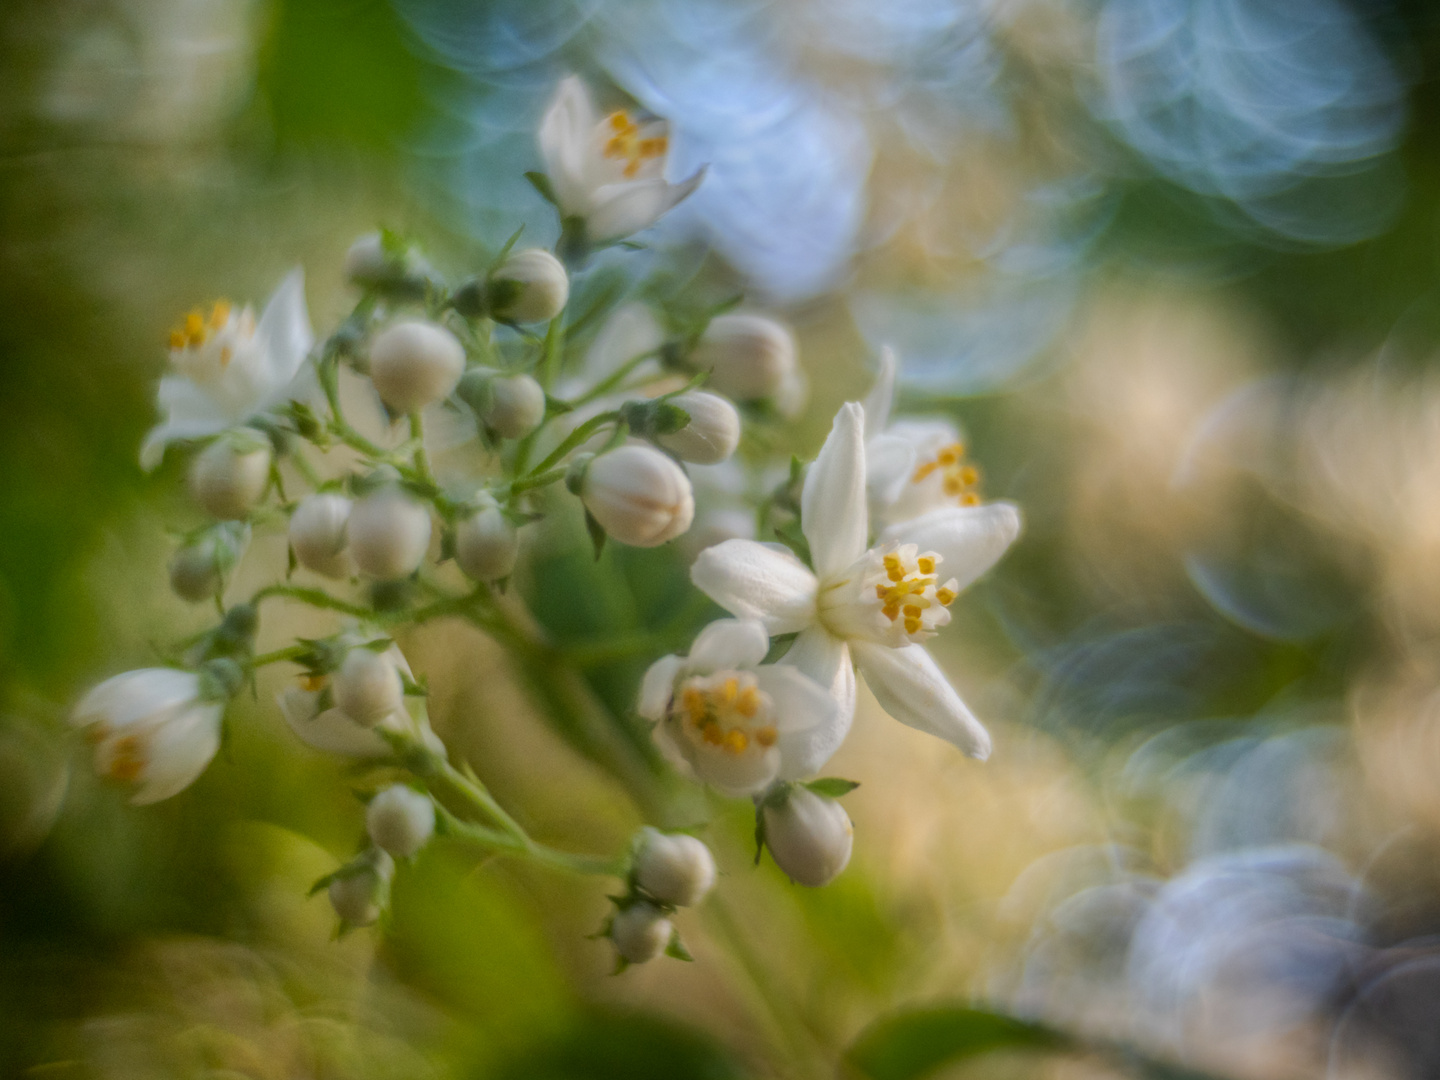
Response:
[523,410,619,480]
[252,583,374,620]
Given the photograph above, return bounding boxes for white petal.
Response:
[638,654,684,722]
[690,539,818,634]
[801,402,869,579]
[866,433,917,509]
[278,690,389,758]
[538,75,597,213]
[586,169,705,243]
[862,345,897,435]
[255,268,314,390]
[74,668,199,729]
[851,641,991,760]
[777,626,855,777]
[131,702,223,804]
[754,665,841,780]
[688,618,770,672]
[879,502,1021,594]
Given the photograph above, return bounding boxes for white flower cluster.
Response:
[68,75,1020,956]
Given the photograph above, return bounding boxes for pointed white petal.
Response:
[538,75,596,213]
[278,691,389,758]
[862,345,897,435]
[865,432,917,509]
[638,654,684,722]
[255,268,314,389]
[74,669,199,729]
[777,626,855,777]
[690,539,818,634]
[688,618,770,673]
[801,402,869,579]
[130,702,223,804]
[851,641,991,759]
[880,501,1021,595]
[586,168,705,243]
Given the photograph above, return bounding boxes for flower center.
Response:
[106,733,147,782]
[672,671,777,757]
[867,544,959,639]
[911,442,982,506]
[603,110,668,179]
[169,301,233,354]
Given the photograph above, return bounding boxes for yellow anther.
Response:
[169,329,187,350]
[904,618,922,634]
[936,588,956,606]
[903,604,923,618]
[300,673,327,693]
[210,300,231,328]
[962,493,980,506]
[185,311,205,338]
[938,444,961,465]
[917,556,935,574]
[724,728,749,754]
[738,684,760,718]
[882,604,900,621]
[912,441,984,506]
[701,722,724,745]
[721,677,739,706]
[755,726,777,747]
[603,109,666,179]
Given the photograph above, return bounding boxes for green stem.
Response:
[409,411,436,488]
[248,643,308,669]
[572,349,661,407]
[509,467,568,497]
[439,809,625,877]
[523,410,619,480]
[539,314,565,390]
[320,355,390,460]
[252,583,374,620]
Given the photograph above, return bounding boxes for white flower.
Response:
[71,667,227,804]
[368,320,466,415]
[863,346,984,527]
[141,270,314,471]
[763,786,853,887]
[656,391,741,465]
[580,444,695,547]
[538,75,704,244]
[289,493,354,579]
[634,828,716,907]
[489,248,569,323]
[366,784,435,858]
[638,618,838,796]
[690,402,1020,768]
[610,901,672,964]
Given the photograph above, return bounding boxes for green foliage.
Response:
[846,1007,1070,1080]
[480,1009,747,1080]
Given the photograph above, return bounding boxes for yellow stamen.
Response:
[755,726,777,747]
[301,673,327,693]
[602,110,667,179]
[917,556,935,574]
[724,729,749,754]
[911,441,985,506]
[936,588,956,606]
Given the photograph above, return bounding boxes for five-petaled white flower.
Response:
[691,402,1020,766]
[71,667,227,804]
[863,347,986,529]
[538,76,705,245]
[141,269,315,471]
[639,618,839,795]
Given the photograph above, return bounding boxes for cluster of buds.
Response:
[605,828,718,968]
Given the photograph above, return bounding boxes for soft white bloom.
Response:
[347,488,432,579]
[187,428,272,520]
[489,248,569,323]
[611,901,672,964]
[328,848,393,927]
[863,347,984,527]
[71,667,227,804]
[366,784,435,858]
[289,493,353,579]
[763,786,853,887]
[580,445,695,547]
[656,391,741,465]
[538,75,704,244]
[368,320,465,415]
[638,618,837,796]
[689,314,802,409]
[141,270,314,471]
[634,828,716,907]
[455,495,518,581]
[690,402,1020,771]
[483,373,547,439]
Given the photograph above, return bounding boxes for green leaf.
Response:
[584,508,607,561]
[664,930,693,962]
[524,170,559,207]
[803,777,860,799]
[846,1007,1071,1080]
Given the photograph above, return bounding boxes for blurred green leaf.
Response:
[482,1009,746,1080]
[845,1007,1072,1080]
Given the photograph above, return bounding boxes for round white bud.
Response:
[482,373,547,439]
[490,248,569,323]
[455,498,519,581]
[188,431,272,520]
[365,784,435,858]
[655,391,741,465]
[690,314,797,402]
[327,849,393,927]
[368,320,465,414]
[762,787,853,887]
[289,493,353,579]
[333,646,405,727]
[611,901,672,965]
[581,445,694,548]
[348,489,432,579]
[634,828,716,907]
[343,233,390,286]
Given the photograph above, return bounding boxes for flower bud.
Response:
[634,828,716,907]
[289,493,353,579]
[366,784,435,858]
[334,645,405,727]
[455,497,519,581]
[654,392,741,465]
[762,787,853,887]
[488,248,569,323]
[611,901,672,965]
[368,320,465,414]
[690,314,797,402]
[188,430,272,520]
[168,523,247,603]
[348,489,432,579]
[327,849,393,927]
[482,373,547,439]
[581,445,694,547]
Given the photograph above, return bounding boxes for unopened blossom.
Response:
[168,523,248,602]
[455,495,518,581]
[639,618,837,796]
[333,646,405,727]
[691,402,1020,768]
[483,373,547,439]
[71,664,236,804]
[368,320,465,415]
[634,828,716,907]
[538,76,704,244]
[579,444,695,547]
[689,314,803,410]
[611,901,672,964]
[188,429,272,520]
[763,786,853,887]
[863,347,984,528]
[489,248,569,323]
[289,493,353,579]
[141,270,314,471]
[656,391,741,465]
[366,784,435,858]
[328,848,393,927]
[347,488,432,580]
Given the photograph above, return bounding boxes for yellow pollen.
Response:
[701,721,724,745]
[936,587,956,606]
[209,300,231,328]
[603,110,667,179]
[903,604,924,617]
[737,684,760,718]
[917,556,935,574]
[724,729,749,753]
[912,441,984,506]
[169,299,233,351]
[904,618,922,634]
[169,329,187,350]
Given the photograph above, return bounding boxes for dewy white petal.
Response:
[879,502,1021,595]
[801,402,870,579]
[254,268,313,393]
[690,539,818,634]
[687,618,770,673]
[130,701,224,804]
[777,626,855,777]
[638,654,684,723]
[851,641,992,760]
[862,345,898,436]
